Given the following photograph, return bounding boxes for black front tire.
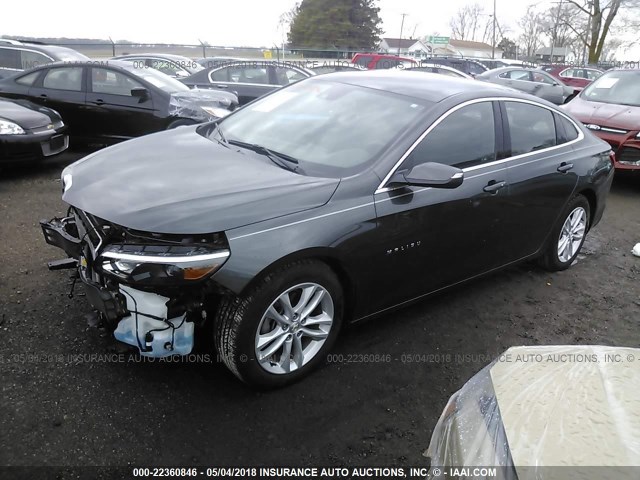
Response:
[538,194,590,272]
[214,260,344,389]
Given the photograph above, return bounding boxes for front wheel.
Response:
[215,260,343,388]
[538,195,590,271]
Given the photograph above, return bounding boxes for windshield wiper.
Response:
[211,122,229,147]
[228,140,300,172]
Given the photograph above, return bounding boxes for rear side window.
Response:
[404,102,496,170]
[555,114,580,144]
[0,47,21,69]
[43,67,83,91]
[505,102,556,155]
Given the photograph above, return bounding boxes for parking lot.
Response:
[0,151,638,467]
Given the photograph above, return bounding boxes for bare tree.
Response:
[449,3,485,41]
[518,6,544,59]
[563,0,637,62]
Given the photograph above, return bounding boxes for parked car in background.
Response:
[0,40,89,79]
[111,53,204,78]
[0,60,238,145]
[351,53,418,70]
[196,56,246,69]
[41,71,613,387]
[427,345,640,475]
[479,58,530,70]
[563,69,640,171]
[477,67,576,104]
[0,97,68,164]
[181,60,315,105]
[405,64,473,79]
[311,63,365,75]
[421,57,488,77]
[543,65,603,92]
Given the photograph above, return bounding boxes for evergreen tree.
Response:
[288,0,382,51]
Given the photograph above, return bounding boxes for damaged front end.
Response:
[40,209,229,357]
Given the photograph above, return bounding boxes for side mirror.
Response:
[131,87,149,101]
[390,162,464,189]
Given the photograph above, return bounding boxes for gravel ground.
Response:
[0,152,639,468]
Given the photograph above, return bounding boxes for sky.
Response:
[1,0,637,57]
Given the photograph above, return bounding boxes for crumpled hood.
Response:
[564,95,640,130]
[171,89,238,109]
[0,98,60,130]
[62,126,340,234]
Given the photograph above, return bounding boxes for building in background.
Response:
[379,38,431,56]
[535,47,572,63]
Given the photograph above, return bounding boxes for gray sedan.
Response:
[476,67,575,105]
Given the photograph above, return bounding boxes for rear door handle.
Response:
[557,162,574,173]
[216,84,228,89]
[483,180,507,193]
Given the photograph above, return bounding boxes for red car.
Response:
[542,65,603,90]
[351,53,417,70]
[563,69,640,171]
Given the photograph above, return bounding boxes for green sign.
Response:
[427,36,450,45]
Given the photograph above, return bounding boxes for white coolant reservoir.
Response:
[113,285,195,357]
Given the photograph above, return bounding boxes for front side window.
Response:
[403,102,496,170]
[274,67,306,86]
[43,67,83,91]
[505,101,556,155]
[533,72,556,84]
[21,51,51,70]
[91,68,142,96]
[507,70,531,81]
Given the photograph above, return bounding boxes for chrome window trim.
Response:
[375,96,585,194]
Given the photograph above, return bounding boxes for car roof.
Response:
[0,43,89,60]
[312,69,525,103]
[205,60,316,74]
[113,53,193,61]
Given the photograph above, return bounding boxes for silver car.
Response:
[477,67,575,105]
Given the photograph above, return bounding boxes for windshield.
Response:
[213,79,431,177]
[122,64,190,93]
[581,70,640,106]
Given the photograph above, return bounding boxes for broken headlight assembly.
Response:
[97,243,230,286]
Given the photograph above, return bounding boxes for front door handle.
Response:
[557,162,574,173]
[483,180,507,193]
[216,84,228,89]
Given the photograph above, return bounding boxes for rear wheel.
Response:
[538,195,590,271]
[215,260,343,388]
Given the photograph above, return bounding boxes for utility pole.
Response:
[550,0,564,64]
[491,0,497,59]
[398,13,408,56]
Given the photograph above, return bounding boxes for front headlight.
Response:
[0,118,26,135]
[201,106,230,118]
[635,132,640,139]
[98,244,230,286]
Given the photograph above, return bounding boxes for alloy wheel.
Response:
[255,283,334,374]
[557,206,587,263]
